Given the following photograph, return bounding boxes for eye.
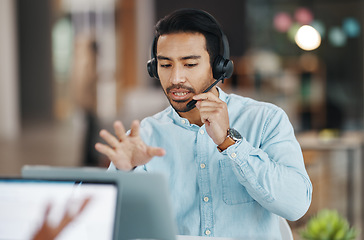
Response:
[160,64,171,68]
[185,63,198,68]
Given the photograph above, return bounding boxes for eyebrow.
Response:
[157,55,201,61]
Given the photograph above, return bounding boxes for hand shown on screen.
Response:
[95,120,166,171]
[32,197,91,240]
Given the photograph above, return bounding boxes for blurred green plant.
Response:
[300,209,358,240]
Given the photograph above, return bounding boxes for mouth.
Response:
[166,85,195,102]
[170,90,192,102]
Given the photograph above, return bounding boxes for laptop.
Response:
[0,177,119,240]
[21,165,178,240]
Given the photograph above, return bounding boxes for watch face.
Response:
[228,128,242,141]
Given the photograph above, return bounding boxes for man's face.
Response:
[156,32,214,113]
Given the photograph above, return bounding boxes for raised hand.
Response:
[32,197,91,240]
[95,120,166,171]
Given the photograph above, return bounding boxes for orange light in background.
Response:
[299,53,320,72]
[295,25,321,51]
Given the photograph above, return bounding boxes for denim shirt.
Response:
[109,88,312,239]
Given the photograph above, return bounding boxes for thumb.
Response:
[147,147,166,157]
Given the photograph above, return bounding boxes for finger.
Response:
[95,142,115,156]
[198,97,225,105]
[147,147,166,157]
[198,106,221,116]
[193,92,219,101]
[129,120,140,137]
[114,121,127,141]
[60,197,91,230]
[199,108,223,124]
[197,101,223,110]
[41,203,52,225]
[44,203,52,219]
[99,129,120,148]
[77,197,92,214]
[57,213,74,236]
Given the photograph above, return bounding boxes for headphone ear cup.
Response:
[147,58,159,79]
[212,55,223,80]
[223,58,234,79]
[213,55,234,80]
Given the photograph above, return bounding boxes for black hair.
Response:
[154,9,222,66]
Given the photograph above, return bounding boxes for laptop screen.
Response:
[0,179,118,240]
[21,166,178,240]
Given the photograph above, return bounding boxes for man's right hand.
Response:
[95,120,166,171]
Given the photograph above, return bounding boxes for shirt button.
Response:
[231,152,237,158]
[200,163,206,169]
[199,129,205,135]
[181,119,186,124]
[203,196,209,202]
[205,229,211,236]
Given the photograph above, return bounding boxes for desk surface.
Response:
[297,131,363,150]
[177,236,239,240]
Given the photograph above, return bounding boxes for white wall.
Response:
[0,0,20,140]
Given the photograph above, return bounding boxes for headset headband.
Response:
[147,9,233,80]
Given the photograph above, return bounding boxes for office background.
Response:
[0,0,363,239]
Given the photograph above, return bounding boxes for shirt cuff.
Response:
[224,138,258,185]
[223,138,254,166]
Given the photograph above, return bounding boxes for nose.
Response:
[170,65,186,85]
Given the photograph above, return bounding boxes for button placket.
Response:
[196,126,214,237]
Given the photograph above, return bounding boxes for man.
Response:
[95,8,312,239]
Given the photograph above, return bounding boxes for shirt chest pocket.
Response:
[219,159,254,205]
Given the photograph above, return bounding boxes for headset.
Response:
[147,9,234,82]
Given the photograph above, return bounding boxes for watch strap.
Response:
[217,136,236,152]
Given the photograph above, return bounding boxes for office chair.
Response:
[279,217,294,240]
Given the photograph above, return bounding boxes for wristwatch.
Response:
[217,128,242,152]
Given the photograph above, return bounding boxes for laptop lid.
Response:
[0,178,119,240]
[21,165,178,240]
